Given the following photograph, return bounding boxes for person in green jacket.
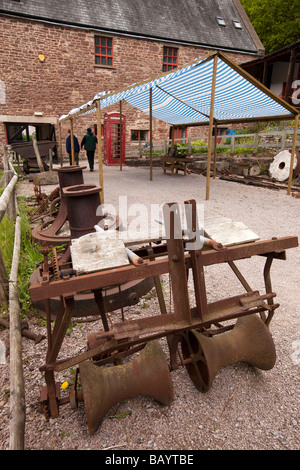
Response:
[81,127,98,171]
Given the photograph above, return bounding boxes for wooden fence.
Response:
[127,129,300,159]
[0,150,25,450]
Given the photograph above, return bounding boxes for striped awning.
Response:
[59,52,298,124]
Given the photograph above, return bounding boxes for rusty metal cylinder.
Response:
[55,165,86,190]
[62,183,103,239]
[32,166,86,244]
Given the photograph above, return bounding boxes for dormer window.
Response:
[233,20,243,29]
[217,17,226,26]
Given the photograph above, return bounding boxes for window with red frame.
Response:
[95,36,113,66]
[131,130,149,141]
[163,47,178,72]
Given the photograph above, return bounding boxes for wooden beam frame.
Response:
[96,101,104,204]
[120,100,123,172]
[206,55,218,201]
[57,50,299,197]
[150,87,153,181]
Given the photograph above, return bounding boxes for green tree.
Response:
[240,0,299,53]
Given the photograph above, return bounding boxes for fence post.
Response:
[230,134,235,156]
[253,133,258,156]
[3,149,16,220]
[281,130,286,150]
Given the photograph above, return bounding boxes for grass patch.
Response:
[0,197,43,316]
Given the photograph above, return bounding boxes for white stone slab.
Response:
[203,216,260,246]
[119,227,166,246]
[70,231,129,275]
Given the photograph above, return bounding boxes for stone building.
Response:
[0,0,264,163]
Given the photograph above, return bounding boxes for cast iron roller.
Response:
[79,340,174,435]
[181,314,276,393]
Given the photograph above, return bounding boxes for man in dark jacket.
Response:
[66,129,80,165]
[81,128,98,171]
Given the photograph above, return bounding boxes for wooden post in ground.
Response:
[70,118,74,165]
[287,114,299,195]
[120,100,123,171]
[96,101,104,204]
[32,135,45,172]
[149,87,153,181]
[58,120,63,166]
[213,122,217,179]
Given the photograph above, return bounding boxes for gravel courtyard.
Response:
[0,162,299,450]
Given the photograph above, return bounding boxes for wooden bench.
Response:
[161,156,193,176]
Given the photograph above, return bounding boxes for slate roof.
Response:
[0,0,262,54]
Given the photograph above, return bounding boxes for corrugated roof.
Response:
[0,0,259,53]
[60,52,298,125]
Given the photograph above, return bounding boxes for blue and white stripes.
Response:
[60,55,293,124]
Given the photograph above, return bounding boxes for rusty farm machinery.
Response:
[29,167,298,435]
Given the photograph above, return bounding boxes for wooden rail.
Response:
[0,150,25,450]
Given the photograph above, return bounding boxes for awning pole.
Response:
[150,87,153,181]
[287,114,299,196]
[120,100,123,171]
[58,121,63,166]
[96,101,104,204]
[206,55,218,200]
[213,122,217,179]
[69,118,74,165]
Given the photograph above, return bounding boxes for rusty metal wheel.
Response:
[49,196,61,214]
[181,329,209,393]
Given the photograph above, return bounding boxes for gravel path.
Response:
[1,164,299,451]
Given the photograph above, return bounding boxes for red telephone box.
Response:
[103,112,126,165]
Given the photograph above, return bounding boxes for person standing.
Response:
[66,129,80,165]
[81,127,98,171]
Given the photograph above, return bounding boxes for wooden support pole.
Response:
[287,114,299,195]
[96,101,104,204]
[285,49,297,104]
[48,148,53,171]
[119,100,123,171]
[213,122,217,179]
[150,87,153,181]
[262,61,268,86]
[9,215,25,450]
[206,55,218,200]
[69,118,74,166]
[32,134,45,173]
[58,120,63,166]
